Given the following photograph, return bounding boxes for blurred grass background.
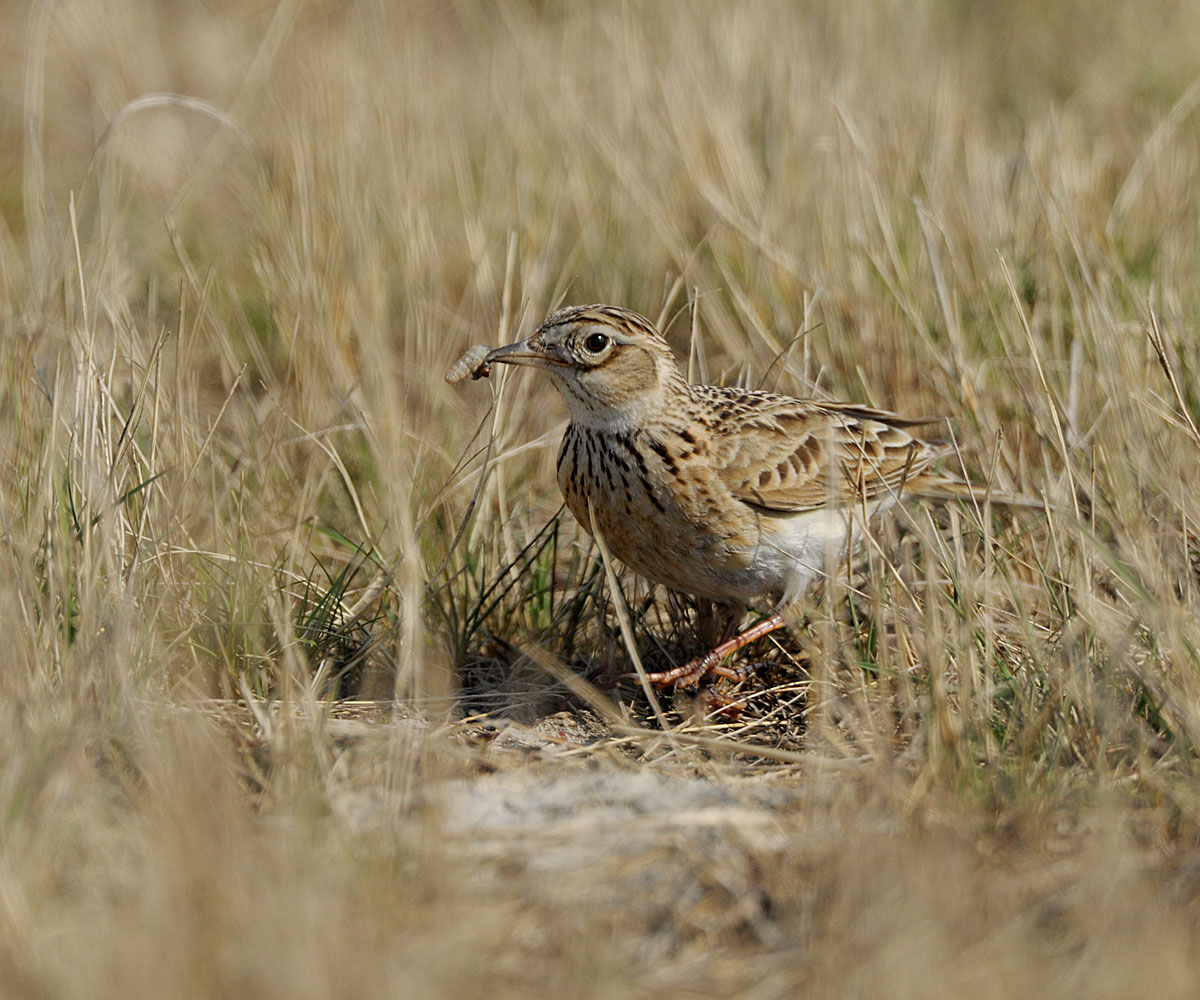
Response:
[6,0,1200,995]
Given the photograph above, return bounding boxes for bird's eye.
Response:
[583,332,610,354]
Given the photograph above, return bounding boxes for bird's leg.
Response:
[644,613,788,689]
[695,598,719,649]
[694,599,740,648]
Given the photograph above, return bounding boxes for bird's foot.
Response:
[639,612,789,690]
[696,679,756,719]
[642,654,753,690]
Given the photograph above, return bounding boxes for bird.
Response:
[480,303,997,689]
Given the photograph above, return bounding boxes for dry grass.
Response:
[5,0,1200,995]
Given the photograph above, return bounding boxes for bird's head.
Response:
[485,305,686,430]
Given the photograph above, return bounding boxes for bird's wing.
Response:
[697,388,950,513]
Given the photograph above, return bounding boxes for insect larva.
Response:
[444,344,493,383]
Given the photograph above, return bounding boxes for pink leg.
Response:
[643,613,788,689]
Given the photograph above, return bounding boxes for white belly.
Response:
[742,505,874,606]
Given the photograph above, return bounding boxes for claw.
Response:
[642,657,753,689]
[638,613,788,689]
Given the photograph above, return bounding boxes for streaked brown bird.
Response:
[484,304,990,688]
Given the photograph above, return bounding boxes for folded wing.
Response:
[696,388,950,513]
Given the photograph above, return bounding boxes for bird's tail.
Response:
[906,474,1047,512]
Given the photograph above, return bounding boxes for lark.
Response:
[473,304,995,688]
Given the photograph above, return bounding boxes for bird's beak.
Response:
[484,339,567,369]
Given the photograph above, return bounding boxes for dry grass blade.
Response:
[587,499,671,729]
[1145,304,1200,451]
